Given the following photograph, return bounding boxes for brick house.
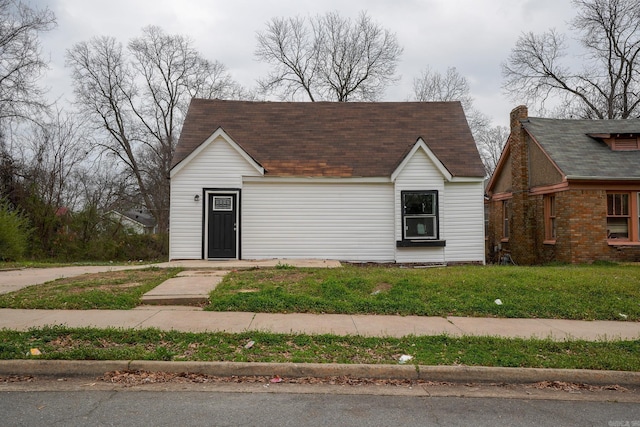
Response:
[485,105,640,265]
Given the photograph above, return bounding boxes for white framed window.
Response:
[213,196,233,211]
[402,191,438,240]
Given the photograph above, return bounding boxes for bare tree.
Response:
[413,66,489,134]
[6,109,90,253]
[413,67,472,105]
[502,0,640,119]
[475,125,510,176]
[22,109,89,212]
[0,0,56,122]
[412,66,506,174]
[66,26,249,231]
[256,11,403,101]
[76,158,132,213]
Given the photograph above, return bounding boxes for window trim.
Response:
[399,190,443,245]
[607,192,631,241]
[605,191,640,245]
[502,199,511,242]
[544,194,556,243]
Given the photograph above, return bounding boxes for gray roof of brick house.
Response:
[172,99,486,178]
[522,117,640,180]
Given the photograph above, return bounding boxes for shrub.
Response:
[0,198,31,261]
[49,207,168,262]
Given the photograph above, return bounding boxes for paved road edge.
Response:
[1,360,638,386]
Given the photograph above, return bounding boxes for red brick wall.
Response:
[487,187,640,264]
[565,189,640,263]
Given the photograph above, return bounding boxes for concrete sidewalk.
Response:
[1,307,639,341]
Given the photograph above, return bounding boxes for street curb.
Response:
[1,360,639,386]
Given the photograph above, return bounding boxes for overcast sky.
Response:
[34,0,578,128]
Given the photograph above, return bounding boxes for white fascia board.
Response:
[447,176,486,183]
[170,128,264,178]
[242,176,391,184]
[391,138,453,182]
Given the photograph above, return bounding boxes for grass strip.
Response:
[0,267,182,310]
[207,264,640,320]
[1,326,638,371]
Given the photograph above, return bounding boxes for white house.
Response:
[108,209,157,235]
[169,100,486,264]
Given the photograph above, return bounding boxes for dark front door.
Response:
[207,193,237,259]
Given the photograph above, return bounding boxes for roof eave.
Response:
[566,175,640,181]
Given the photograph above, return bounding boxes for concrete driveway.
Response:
[0,265,152,294]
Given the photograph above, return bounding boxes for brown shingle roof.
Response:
[172,99,485,178]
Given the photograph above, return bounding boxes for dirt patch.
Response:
[225,270,314,293]
[371,283,392,294]
[264,271,313,283]
[49,335,80,348]
[47,270,165,293]
[66,282,143,294]
[52,270,162,285]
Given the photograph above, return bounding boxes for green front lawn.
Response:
[206,264,640,320]
[0,268,181,310]
[1,263,639,320]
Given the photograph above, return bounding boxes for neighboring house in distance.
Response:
[485,105,640,265]
[108,210,157,235]
[169,99,486,263]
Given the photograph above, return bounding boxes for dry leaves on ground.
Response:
[98,370,451,388]
[529,380,628,392]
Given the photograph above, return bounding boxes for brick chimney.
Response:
[510,105,529,193]
[507,105,536,264]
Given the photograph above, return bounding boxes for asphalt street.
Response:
[1,386,639,427]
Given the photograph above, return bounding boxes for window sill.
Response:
[607,240,640,246]
[396,240,446,247]
[543,239,556,245]
[500,238,509,243]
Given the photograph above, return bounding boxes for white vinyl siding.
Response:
[393,148,484,264]
[170,134,484,263]
[169,136,261,259]
[242,181,395,261]
[394,149,446,263]
[442,181,485,263]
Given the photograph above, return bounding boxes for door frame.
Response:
[202,188,241,260]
